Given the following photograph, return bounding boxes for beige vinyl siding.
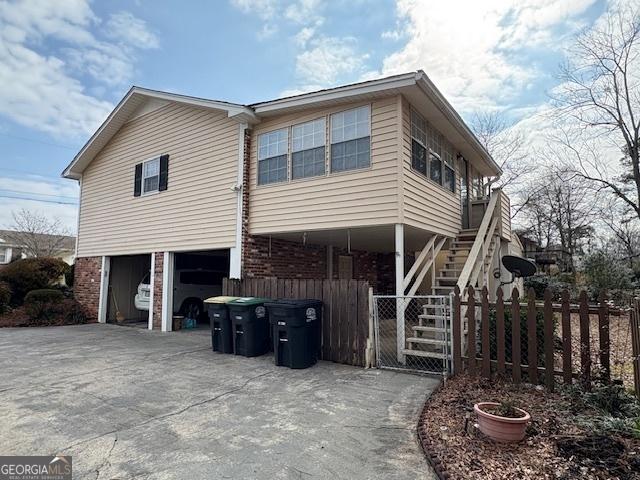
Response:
[248,96,401,234]
[77,102,239,257]
[498,189,512,241]
[400,97,462,238]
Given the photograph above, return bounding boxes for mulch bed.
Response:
[0,306,95,327]
[418,375,640,479]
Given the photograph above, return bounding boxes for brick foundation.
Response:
[152,252,164,330]
[74,256,102,321]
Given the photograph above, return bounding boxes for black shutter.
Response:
[159,154,169,191]
[134,163,142,197]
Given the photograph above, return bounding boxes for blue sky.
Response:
[0,0,614,231]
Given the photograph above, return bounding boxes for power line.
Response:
[0,194,78,205]
[0,188,78,201]
[0,132,77,150]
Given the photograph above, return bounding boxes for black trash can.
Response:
[228,297,270,357]
[265,299,323,369]
[204,296,238,353]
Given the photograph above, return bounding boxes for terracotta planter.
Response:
[474,402,531,443]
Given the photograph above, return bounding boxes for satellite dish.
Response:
[502,255,537,278]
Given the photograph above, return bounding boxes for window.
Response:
[0,248,6,264]
[142,158,160,194]
[410,110,428,176]
[429,127,443,185]
[330,105,370,172]
[442,141,456,192]
[258,129,288,185]
[291,118,325,179]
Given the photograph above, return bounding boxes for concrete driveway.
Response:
[0,324,439,479]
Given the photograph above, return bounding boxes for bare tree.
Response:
[552,4,640,220]
[4,209,72,258]
[599,198,640,270]
[470,111,534,192]
[518,168,599,272]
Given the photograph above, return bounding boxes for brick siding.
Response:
[152,252,163,329]
[74,256,101,321]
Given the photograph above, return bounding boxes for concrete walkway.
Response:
[0,324,439,479]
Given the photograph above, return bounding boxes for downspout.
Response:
[230,122,248,279]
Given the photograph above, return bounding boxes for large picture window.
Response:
[330,105,370,172]
[411,110,428,176]
[258,129,288,185]
[443,143,456,192]
[291,118,325,179]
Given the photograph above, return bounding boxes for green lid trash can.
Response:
[204,296,239,353]
[265,299,323,369]
[228,297,271,357]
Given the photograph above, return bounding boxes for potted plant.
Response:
[474,400,531,442]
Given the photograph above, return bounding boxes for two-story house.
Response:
[64,71,521,334]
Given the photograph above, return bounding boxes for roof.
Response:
[62,71,500,179]
[0,229,76,251]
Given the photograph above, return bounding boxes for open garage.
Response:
[107,254,151,326]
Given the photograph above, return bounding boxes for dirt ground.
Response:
[419,375,640,480]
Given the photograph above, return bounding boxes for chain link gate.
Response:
[373,295,453,376]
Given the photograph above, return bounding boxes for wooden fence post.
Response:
[467,286,476,376]
[453,286,462,375]
[543,289,554,391]
[496,288,505,375]
[579,290,591,391]
[598,290,610,384]
[561,289,572,385]
[527,288,538,384]
[481,287,490,379]
[631,298,640,400]
[511,288,521,384]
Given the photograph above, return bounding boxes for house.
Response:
[63,71,522,337]
[0,230,76,266]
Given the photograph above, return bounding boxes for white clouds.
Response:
[104,11,159,49]
[295,36,369,86]
[378,0,598,114]
[0,175,79,232]
[0,0,158,137]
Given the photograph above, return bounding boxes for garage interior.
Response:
[172,249,230,327]
[107,254,151,326]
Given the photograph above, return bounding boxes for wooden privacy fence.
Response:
[222,277,370,367]
[632,298,640,399]
[453,286,636,394]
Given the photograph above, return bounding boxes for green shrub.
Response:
[0,258,68,305]
[65,263,74,287]
[488,302,548,372]
[24,288,64,321]
[583,251,634,301]
[0,281,11,314]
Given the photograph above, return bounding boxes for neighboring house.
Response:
[0,230,76,266]
[63,71,520,335]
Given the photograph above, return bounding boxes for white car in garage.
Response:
[134,268,223,318]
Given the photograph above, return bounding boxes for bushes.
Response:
[0,281,11,314]
[0,258,68,305]
[24,289,64,322]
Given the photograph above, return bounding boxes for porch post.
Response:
[395,224,406,363]
[97,256,110,324]
[148,253,155,330]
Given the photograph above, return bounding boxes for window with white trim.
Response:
[443,141,456,192]
[429,126,442,185]
[258,128,288,185]
[291,118,325,179]
[142,157,160,194]
[330,105,370,172]
[0,248,6,264]
[410,109,428,176]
